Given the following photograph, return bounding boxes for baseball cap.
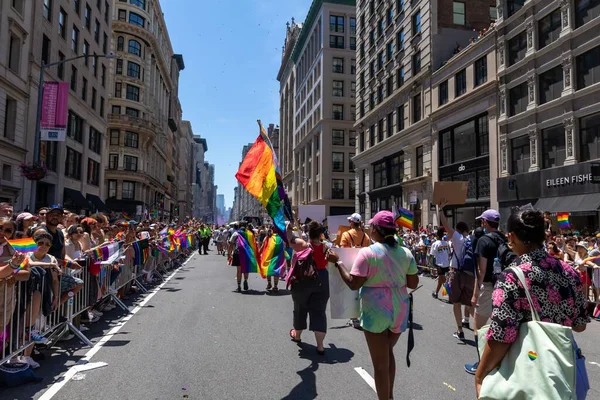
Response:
[16,212,38,222]
[369,211,397,230]
[476,209,500,222]
[47,206,64,215]
[348,213,362,223]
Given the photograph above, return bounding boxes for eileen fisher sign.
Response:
[546,173,593,188]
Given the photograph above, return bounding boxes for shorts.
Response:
[231,253,240,267]
[436,266,450,276]
[61,274,84,293]
[447,270,475,306]
[475,282,495,319]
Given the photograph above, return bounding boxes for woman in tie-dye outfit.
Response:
[329,211,419,400]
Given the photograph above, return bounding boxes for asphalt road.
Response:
[3,249,600,400]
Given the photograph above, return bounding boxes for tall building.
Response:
[104,0,185,220]
[206,163,217,223]
[178,120,195,219]
[192,135,208,220]
[495,0,600,228]
[216,194,225,216]
[354,0,496,227]
[0,0,34,207]
[278,0,358,217]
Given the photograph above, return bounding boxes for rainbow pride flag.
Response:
[394,205,414,230]
[235,122,291,243]
[8,238,38,252]
[238,229,259,274]
[121,211,133,220]
[132,239,150,265]
[259,234,287,278]
[441,282,451,297]
[557,212,570,229]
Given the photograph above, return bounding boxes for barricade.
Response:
[0,236,198,367]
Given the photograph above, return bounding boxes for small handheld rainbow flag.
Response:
[441,282,451,297]
[8,238,38,252]
[394,205,414,230]
[12,257,29,274]
[557,212,570,229]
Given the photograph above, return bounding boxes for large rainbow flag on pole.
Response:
[235,121,292,242]
[259,234,287,278]
[238,229,260,274]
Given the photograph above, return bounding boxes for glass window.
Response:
[108,180,117,198]
[126,84,140,101]
[373,160,387,188]
[89,127,101,153]
[579,112,600,161]
[397,30,404,50]
[127,61,141,78]
[351,59,356,74]
[65,147,82,180]
[70,66,77,91]
[350,37,356,50]
[129,12,145,27]
[116,59,123,74]
[453,120,477,161]
[43,0,52,20]
[349,178,356,199]
[511,135,531,173]
[125,131,138,148]
[576,45,600,90]
[333,80,344,96]
[332,152,344,172]
[387,41,394,61]
[333,57,343,73]
[439,80,448,105]
[541,124,566,169]
[349,131,356,147]
[84,4,91,29]
[330,35,344,49]
[490,6,497,22]
[59,8,67,38]
[440,130,452,166]
[359,131,365,152]
[389,152,404,184]
[110,129,120,145]
[117,36,124,51]
[538,65,564,104]
[475,55,487,86]
[71,26,79,53]
[397,105,404,131]
[330,15,344,33]
[130,0,146,10]
[439,114,489,166]
[453,1,466,25]
[118,9,126,21]
[332,129,344,145]
[386,76,393,97]
[378,119,384,142]
[455,69,466,97]
[387,7,394,25]
[332,179,344,199]
[350,17,356,35]
[508,31,527,66]
[369,125,375,147]
[108,154,119,170]
[126,107,139,117]
[509,82,528,117]
[124,155,138,171]
[387,113,393,138]
[378,51,384,70]
[413,93,421,123]
[122,181,135,199]
[413,51,421,75]
[67,110,83,142]
[575,0,600,28]
[416,146,424,177]
[397,66,405,88]
[378,19,385,37]
[114,82,122,98]
[333,104,343,120]
[111,105,121,114]
[507,0,526,17]
[412,10,421,34]
[128,39,141,56]
[538,9,562,49]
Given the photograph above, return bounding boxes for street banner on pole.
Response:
[40,82,69,141]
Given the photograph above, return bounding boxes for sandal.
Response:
[289,329,301,343]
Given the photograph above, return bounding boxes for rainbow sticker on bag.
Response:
[527,351,538,361]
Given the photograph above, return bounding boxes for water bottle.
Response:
[493,258,502,275]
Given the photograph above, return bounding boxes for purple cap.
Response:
[476,209,500,222]
[369,211,397,229]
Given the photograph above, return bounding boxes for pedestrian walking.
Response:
[430,230,451,299]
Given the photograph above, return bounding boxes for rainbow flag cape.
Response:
[259,234,287,278]
[235,122,292,243]
[8,238,38,252]
[393,205,414,230]
[557,212,570,229]
[132,239,150,265]
[237,229,259,274]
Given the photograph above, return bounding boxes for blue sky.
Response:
[161,0,313,208]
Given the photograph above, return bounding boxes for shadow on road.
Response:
[240,289,267,296]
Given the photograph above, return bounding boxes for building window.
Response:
[107,180,117,198]
[3,97,17,140]
[8,33,21,73]
[333,80,344,97]
[378,51,384,70]
[373,160,387,188]
[124,155,138,171]
[45,141,58,171]
[108,153,118,169]
[125,131,139,148]
[453,1,466,25]
[386,76,393,97]
[105,1,109,23]
[439,114,489,166]
[87,159,100,186]
[490,6,497,22]
[114,82,122,98]
[94,19,100,43]
[580,112,600,161]
[332,179,344,199]
[378,85,384,103]
[369,60,375,78]
[128,39,142,56]
[330,35,344,49]
[117,36,124,51]
[118,9,126,21]
[378,119,384,142]
[455,68,467,97]
[73,0,81,14]
[92,55,97,76]
[509,82,528,117]
[333,104,343,120]
[349,131,356,147]
[576,45,600,90]
[412,10,421,34]
[350,17,356,35]
[361,169,366,192]
[350,37,356,50]
[378,19,385,37]
[538,9,562,49]
[111,105,121,114]
[333,57,343,73]
[370,92,375,110]
[413,93,421,123]
[511,135,531,174]
[359,131,365,151]
[81,77,87,101]
[397,67,405,88]
[439,80,448,105]
[397,30,405,51]
[539,65,564,104]
[43,0,52,20]
[129,12,145,27]
[126,84,140,101]
[103,32,108,53]
[41,35,51,65]
[330,15,344,33]
[387,113,393,137]
[70,66,77,91]
[349,178,356,199]
[125,107,139,117]
[59,8,67,38]
[130,0,146,10]
[84,4,91,29]
[370,29,375,46]
[71,26,79,53]
[369,125,375,147]
[397,105,404,131]
[387,7,394,26]
[351,105,356,121]
[100,96,104,116]
[127,61,141,78]
[332,129,345,145]
[83,40,89,65]
[332,152,344,172]
[575,0,600,28]
[416,146,424,177]
[67,110,83,142]
[91,87,97,109]
[542,124,566,169]
[386,41,394,62]
[507,0,526,17]
[351,59,356,74]
[57,52,65,79]
[412,51,421,75]
[89,127,101,154]
[122,181,135,199]
[473,57,487,87]
[116,59,123,74]
[110,129,120,145]
[65,147,82,180]
[508,31,527,66]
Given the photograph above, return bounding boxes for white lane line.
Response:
[354,367,377,393]
[39,257,193,400]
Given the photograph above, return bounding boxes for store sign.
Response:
[545,173,593,188]
[409,191,418,205]
[458,164,466,172]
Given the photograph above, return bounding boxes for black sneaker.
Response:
[243,280,249,291]
[453,331,465,341]
[235,286,242,293]
[462,320,470,329]
[431,292,438,299]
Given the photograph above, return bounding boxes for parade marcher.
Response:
[329,211,419,400]
[340,213,371,248]
[430,230,450,299]
[228,222,249,292]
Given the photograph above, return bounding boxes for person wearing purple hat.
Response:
[329,211,419,400]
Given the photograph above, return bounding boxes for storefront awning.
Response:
[86,194,106,211]
[534,193,600,213]
[64,188,89,210]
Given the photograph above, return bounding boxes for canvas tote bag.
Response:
[477,267,577,400]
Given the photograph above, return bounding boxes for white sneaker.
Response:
[91,310,103,317]
[58,333,75,342]
[22,356,40,369]
[83,311,100,323]
[105,303,116,311]
[79,325,89,332]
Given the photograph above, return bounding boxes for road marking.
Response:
[354,367,377,393]
[39,257,193,400]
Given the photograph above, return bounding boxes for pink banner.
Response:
[41,82,69,141]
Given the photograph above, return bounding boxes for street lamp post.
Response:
[30,53,118,210]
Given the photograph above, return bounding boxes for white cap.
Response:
[348,213,362,223]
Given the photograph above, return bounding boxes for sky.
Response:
[160,0,313,209]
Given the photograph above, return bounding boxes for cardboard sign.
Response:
[433,181,468,206]
[298,205,326,224]
[327,215,350,236]
[333,225,351,246]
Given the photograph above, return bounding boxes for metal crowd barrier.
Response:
[0,237,198,367]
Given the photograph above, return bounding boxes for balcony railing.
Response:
[108,113,158,132]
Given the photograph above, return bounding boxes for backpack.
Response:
[453,236,476,274]
[288,246,319,285]
[486,231,518,282]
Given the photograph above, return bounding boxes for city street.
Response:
[4,250,600,400]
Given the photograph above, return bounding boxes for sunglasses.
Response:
[36,241,52,247]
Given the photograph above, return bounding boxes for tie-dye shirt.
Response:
[351,242,418,333]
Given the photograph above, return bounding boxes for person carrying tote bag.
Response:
[475,210,590,400]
